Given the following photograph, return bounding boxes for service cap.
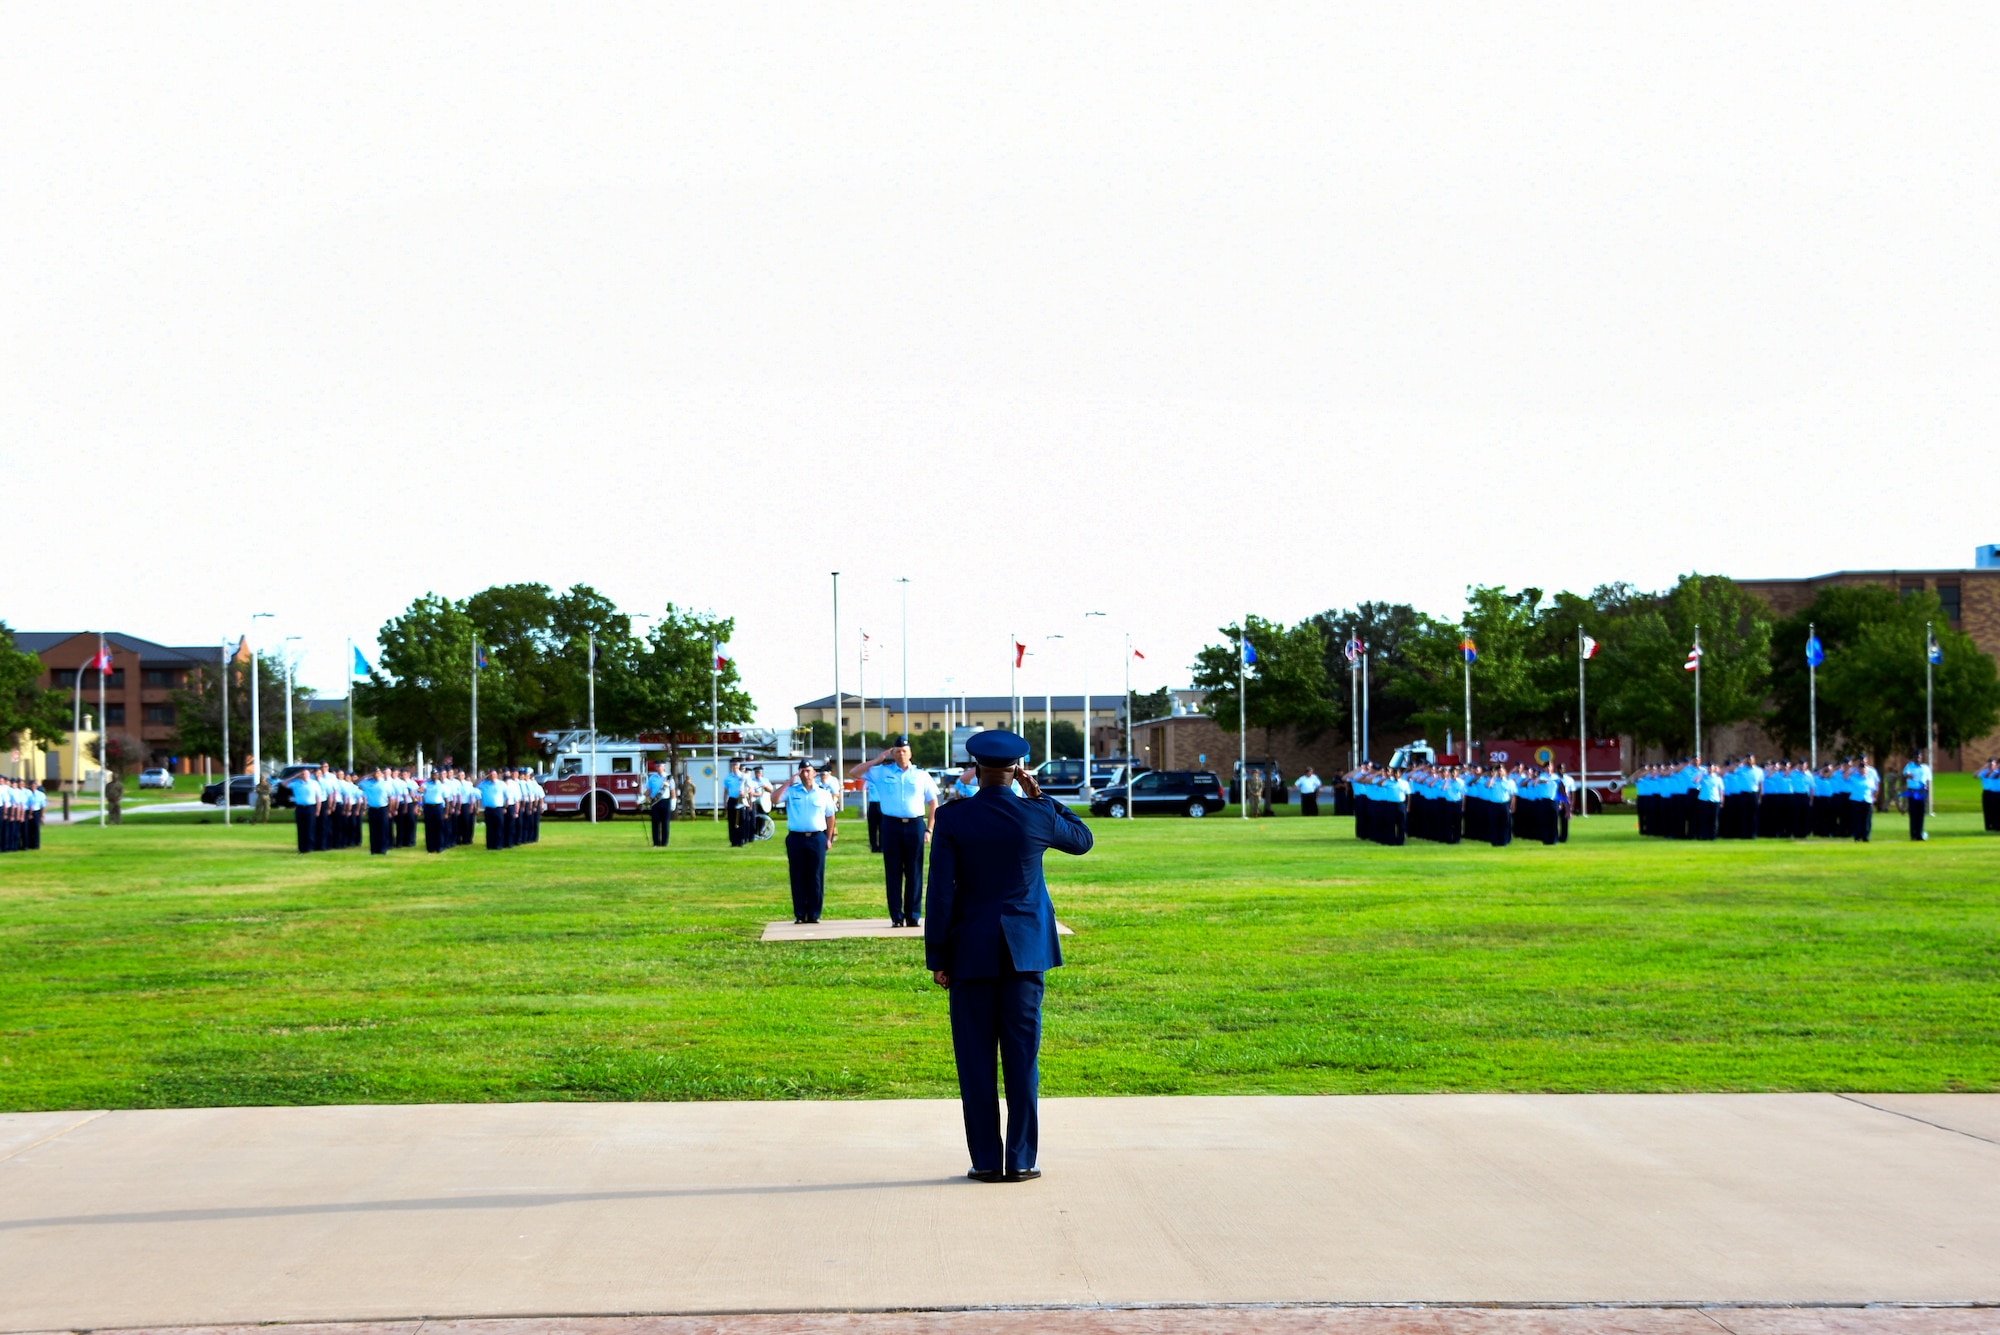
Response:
[966,729,1030,768]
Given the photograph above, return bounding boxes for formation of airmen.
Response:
[283,764,545,855]
[1632,756,1892,841]
[1343,762,1574,847]
[1,777,48,852]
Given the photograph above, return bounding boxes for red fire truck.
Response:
[533,728,803,819]
[1477,737,1627,808]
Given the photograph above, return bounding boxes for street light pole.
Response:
[220,639,231,828]
[249,613,273,785]
[1043,634,1063,767]
[588,631,598,825]
[1082,611,1106,797]
[896,577,910,741]
[832,573,843,805]
[283,635,301,767]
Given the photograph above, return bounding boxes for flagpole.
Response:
[1361,648,1370,764]
[587,631,597,825]
[1692,623,1702,763]
[897,577,910,742]
[1351,649,1359,769]
[1808,622,1818,769]
[1462,635,1472,765]
[1010,633,1017,734]
[1578,626,1587,817]
[831,573,842,801]
[98,634,108,827]
[859,629,866,752]
[70,643,83,807]
[219,638,230,828]
[1238,616,1248,819]
[470,635,479,773]
[712,638,721,823]
[1926,621,1935,819]
[1123,633,1134,817]
[345,638,355,772]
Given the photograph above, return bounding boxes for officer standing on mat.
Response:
[851,735,940,927]
[925,730,1093,1184]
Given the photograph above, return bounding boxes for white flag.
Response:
[1580,635,1598,660]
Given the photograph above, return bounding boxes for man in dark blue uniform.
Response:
[925,730,1093,1183]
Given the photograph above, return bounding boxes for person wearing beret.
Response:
[925,729,1093,1183]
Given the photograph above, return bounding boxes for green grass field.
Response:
[3,776,1996,1112]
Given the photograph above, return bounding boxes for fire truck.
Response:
[1476,737,1627,810]
[533,728,804,819]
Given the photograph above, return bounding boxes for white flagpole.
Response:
[897,577,910,742]
[1238,617,1248,819]
[1578,626,1588,817]
[1809,622,1818,769]
[98,634,108,827]
[1926,622,1935,819]
[587,631,597,825]
[345,637,355,772]
[1361,649,1370,764]
[1351,652,1359,770]
[831,573,842,799]
[1462,635,1472,765]
[712,638,721,823]
[1692,623,1702,762]
[1009,634,1017,734]
[219,639,230,828]
[71,643,84,807]
[1123,633,1134,817]
[858,629,866,752]
[470,635,479,773]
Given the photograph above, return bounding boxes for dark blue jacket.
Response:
[925,786,1093,977]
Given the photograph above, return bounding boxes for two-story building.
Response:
[12,632,220,776]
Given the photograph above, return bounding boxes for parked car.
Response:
[137,767,175,790]
[200,775,256,807]
[267,763,325,808]
[1089,769,1226,818]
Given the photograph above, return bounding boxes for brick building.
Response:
[11,632,220,775]
[1733,560,2000,769]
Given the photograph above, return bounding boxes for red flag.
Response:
[1014,641,1027,668]
[1132,647,1145,660]
[88,645,114,673]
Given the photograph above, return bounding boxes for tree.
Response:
[1191,616,1339,755]
[598,605,753,772]
[910,728,949,766]
[1396,587,1566,743]
[1766,583,1898,758]
[1129,685,1172,724]
[1022,718,1085,764]
[356,594,477,765]
[0,623,69,754]
[1591,574,1771,754]
[1806,589,1999,763]
[1310,602,1426,738]
[168,656,314,774]
[295,706,396,770]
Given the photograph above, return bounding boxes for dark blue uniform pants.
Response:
[880,816,924,922]
[1908,793,1927,840]
[367,806,390,854]
[297,806,315,854]
[424,805,443,852]
[950,969,1045,1175]
[652,799,674,846]
[785,830,827,921]
[485,810,503,850]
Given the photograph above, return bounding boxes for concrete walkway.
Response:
[2,1095,1997,1332]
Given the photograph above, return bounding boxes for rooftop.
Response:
[10,631,219,664]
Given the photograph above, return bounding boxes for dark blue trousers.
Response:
[785,830,827,921]
[485,810,503,850]
[367,807,390,854]
[880,817,925,922]
[949,970,1045,1175]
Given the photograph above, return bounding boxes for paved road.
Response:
[2,1095,1996,1332]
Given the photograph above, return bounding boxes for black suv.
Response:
[200,775,256,807]
[1089,770,1226,818]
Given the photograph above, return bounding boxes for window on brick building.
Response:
[144,704,176,725]
[142,668,180,688]
[1900,582,1924,599]
[102,704,126,726]
[1937,584,1962,623]
[57,668,124,690]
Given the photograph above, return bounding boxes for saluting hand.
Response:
[1013,765,1042,800]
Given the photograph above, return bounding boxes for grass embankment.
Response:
[2,774,1995,1110]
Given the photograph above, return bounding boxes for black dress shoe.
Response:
[1004,1167,1042,1182]
[966,1169,1005,1183]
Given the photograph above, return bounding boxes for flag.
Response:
[715,641,734,671]
[87,644,114,673]
[1344,636,1362,664]
[1580,634,1598,660]
[1805,634,1824,668]
[475,646,488,671]
[1928,631,1943,665]
[1132,647,1145,660]
[1242,638,1257,667]
[860,632,870,662]
[1014,641,1027,668]
[589,638,602,668]
[1683,643,1702,672]
[351,645,370,676]
[1460,638,1477,664]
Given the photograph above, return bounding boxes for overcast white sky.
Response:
[5,4,1996,725]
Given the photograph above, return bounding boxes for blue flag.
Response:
[1928,634,1942,665]
[1460,637,1478,664]
[475,646,488,671]
[1804,635,1824,668]
[1242,638,1257,666]
[351,645,370,676]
